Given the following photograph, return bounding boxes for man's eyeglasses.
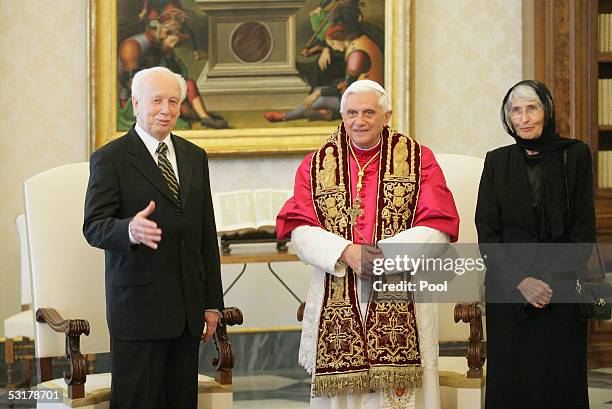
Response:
[509,104,542,119]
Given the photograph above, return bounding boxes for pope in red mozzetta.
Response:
[276,80,459,409]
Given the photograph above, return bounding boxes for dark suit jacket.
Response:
[83,127,224,340]
[475,141,596,301]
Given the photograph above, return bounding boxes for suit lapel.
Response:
[173,134,194,207]
[126,128,179,206]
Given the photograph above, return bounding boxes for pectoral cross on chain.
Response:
[348,171,367,227]
[348,197,364,227]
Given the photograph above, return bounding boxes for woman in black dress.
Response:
[476,80,595,409]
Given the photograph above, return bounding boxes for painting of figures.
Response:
[114,0,385,131]
[90,0,410,154]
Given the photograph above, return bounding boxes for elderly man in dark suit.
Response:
[83,66,223,408]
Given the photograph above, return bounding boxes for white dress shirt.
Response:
[135,124,180,183]
[128,124,180,244]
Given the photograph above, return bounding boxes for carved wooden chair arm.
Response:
[36,308,90,336]
[454,302,485,378]
[297,302,305,322]
[212,307,243,385]
[221,306,243,326]
[35,308,90,399]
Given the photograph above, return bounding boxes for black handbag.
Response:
[576,278,612,320]
[576,245,612,320]
[561,149,612,320]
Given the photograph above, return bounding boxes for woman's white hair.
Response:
[131,66,187,102]
[340,80,391,113]
[503,84,542,125]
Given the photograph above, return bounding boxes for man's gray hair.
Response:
[340,80,391,113]
[131,66,187,101]
[503,84,542,125]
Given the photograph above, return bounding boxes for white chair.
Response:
[435,154,486,409]
[4,213,35,406]
[24,162,240,408]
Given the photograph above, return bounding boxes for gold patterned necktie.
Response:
[156,142,181,206]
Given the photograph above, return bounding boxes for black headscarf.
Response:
[500,80,579,240]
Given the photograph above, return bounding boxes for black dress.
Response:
[476,141,595,409]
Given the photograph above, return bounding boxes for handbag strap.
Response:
[595,243,607,280]
[563,149,569,214]
[564,148,605,280]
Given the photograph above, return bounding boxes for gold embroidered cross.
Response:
[379,312,406,348]
[328,320,351,353]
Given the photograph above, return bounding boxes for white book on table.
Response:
[212,189,292,234]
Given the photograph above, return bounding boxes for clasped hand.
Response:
[340,244,384,280]
[129,201,162,249]
[518,277,553,308]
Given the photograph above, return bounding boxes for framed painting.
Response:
[88,0,413,155]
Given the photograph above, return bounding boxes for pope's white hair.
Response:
[340,80,390,113]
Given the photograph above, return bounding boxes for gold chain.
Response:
[347,140,382,246]
[348,142,381,193]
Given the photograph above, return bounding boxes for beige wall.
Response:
[0,0,523,335]
[0,0,88,336]
[414,0,523,156]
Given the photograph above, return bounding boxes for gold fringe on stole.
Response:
[369,366,423,391]
[313,371,371,397]
[313,366,423,397]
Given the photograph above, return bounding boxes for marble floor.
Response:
[0,367,611,408]
[591,368,612,409]
[232,369,310,409]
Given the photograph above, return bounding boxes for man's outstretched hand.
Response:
[129,201,162,249]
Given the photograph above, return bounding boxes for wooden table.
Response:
[220,251,303,304]
[221,252,299,265]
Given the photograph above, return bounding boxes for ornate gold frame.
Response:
[87,0,413,156]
